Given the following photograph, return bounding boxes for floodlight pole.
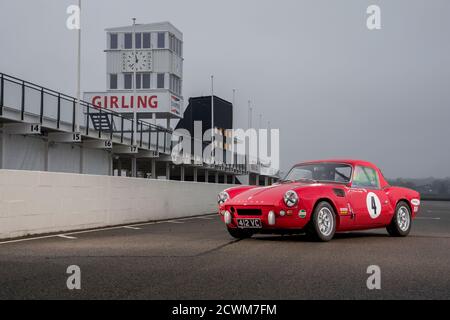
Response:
[75,0,81,133]
[132,18,137,146]
[248,100,253,129]
[211,75,215,164]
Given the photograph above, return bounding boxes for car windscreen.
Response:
[284,163,352,183]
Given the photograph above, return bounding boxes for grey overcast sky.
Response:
[0,0,449,178]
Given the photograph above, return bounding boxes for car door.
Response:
[347,165,391,227]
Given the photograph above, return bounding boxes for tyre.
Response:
[227,227,254,239]
[306,201,337,242]
[387,201,412,237]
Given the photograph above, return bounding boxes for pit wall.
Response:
[0,170,232,240]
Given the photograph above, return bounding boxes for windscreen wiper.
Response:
[295,178,318,183]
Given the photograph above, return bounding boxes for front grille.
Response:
[237,209,262,216]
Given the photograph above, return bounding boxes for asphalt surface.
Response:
[0,201,449,300]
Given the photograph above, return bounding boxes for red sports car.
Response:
[218,160,421,242]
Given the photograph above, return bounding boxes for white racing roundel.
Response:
[366,192,382,219]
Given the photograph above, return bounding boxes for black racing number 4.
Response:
[371,196,377,215]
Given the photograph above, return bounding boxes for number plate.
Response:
[237,219,262,229]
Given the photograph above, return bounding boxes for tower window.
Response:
[110,34,118,49]
[157,73,165,89]
[132,74,151,90]
[135,33,142,49]
[169,34,183,56]
[142,73,151,89]
[135,74,142,89]
[124,33,132,49]
[124,74,133,89]
[110,74,118,89]
[170,75,182,95]
[157,32,166,48]
[143,33,151,49]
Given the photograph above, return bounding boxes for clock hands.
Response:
[124,52,151,71]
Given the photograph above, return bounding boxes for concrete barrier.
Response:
[0,170,233,240]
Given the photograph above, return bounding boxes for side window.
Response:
[335,166,352,183]
[352,166,380,189]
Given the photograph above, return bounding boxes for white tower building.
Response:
[84,21,184,128]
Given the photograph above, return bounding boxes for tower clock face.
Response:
[121,51,152,72]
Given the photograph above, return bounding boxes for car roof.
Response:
[292,159,389,187]
[295,159,377,168]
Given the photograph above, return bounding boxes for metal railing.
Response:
[0,72,171,153]
[0,72,249,173]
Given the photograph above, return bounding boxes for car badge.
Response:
[299,210,307,219]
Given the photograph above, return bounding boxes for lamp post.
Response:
[248,100,253,129]
[232,89,236,107]
[211,75,215,164]
[75,0,81,133]
[132,18,137,146]
[232,88,236,137]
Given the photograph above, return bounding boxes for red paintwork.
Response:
[219,160,421,232]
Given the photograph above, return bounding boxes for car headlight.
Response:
[218,191,230,205]
[284,190,299,207]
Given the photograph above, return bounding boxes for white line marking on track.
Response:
[57,235,77,240]
[126,222,159,228]
[0,235,60,245]
[416,217,441,220]
[178,215,215,222]
[0,215,214,245]
[177,218,196,221]
[123,226,142,230]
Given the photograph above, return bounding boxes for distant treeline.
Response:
[388,177,450,201]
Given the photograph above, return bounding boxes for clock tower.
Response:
[84,21,184,124]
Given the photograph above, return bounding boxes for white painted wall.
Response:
[0,170,231,240]
[0,133,111,175]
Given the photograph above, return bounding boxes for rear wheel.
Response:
[306,202,336,242]
[387,201,412,237]
[227,227,254,239]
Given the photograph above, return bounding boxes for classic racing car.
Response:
[218,160,421,242]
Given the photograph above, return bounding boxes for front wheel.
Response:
[306,202,337,242]
[227,227,254,239]
[387,201,412,237]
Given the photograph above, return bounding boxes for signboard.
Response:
[83,92,182,117]
[170,95,182,116]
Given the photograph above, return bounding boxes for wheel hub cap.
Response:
[397,206,410,232]
[318,208,334,237]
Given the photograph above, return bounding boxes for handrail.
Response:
[0,71,171,134]
[0,71,250,173]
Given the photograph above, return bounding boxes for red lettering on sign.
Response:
[92,96,102,108]
[90,96,159,110]
[111,96,119,109]
[149,96,158,109]
[138,96,147,109]
[122,96,129,109]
